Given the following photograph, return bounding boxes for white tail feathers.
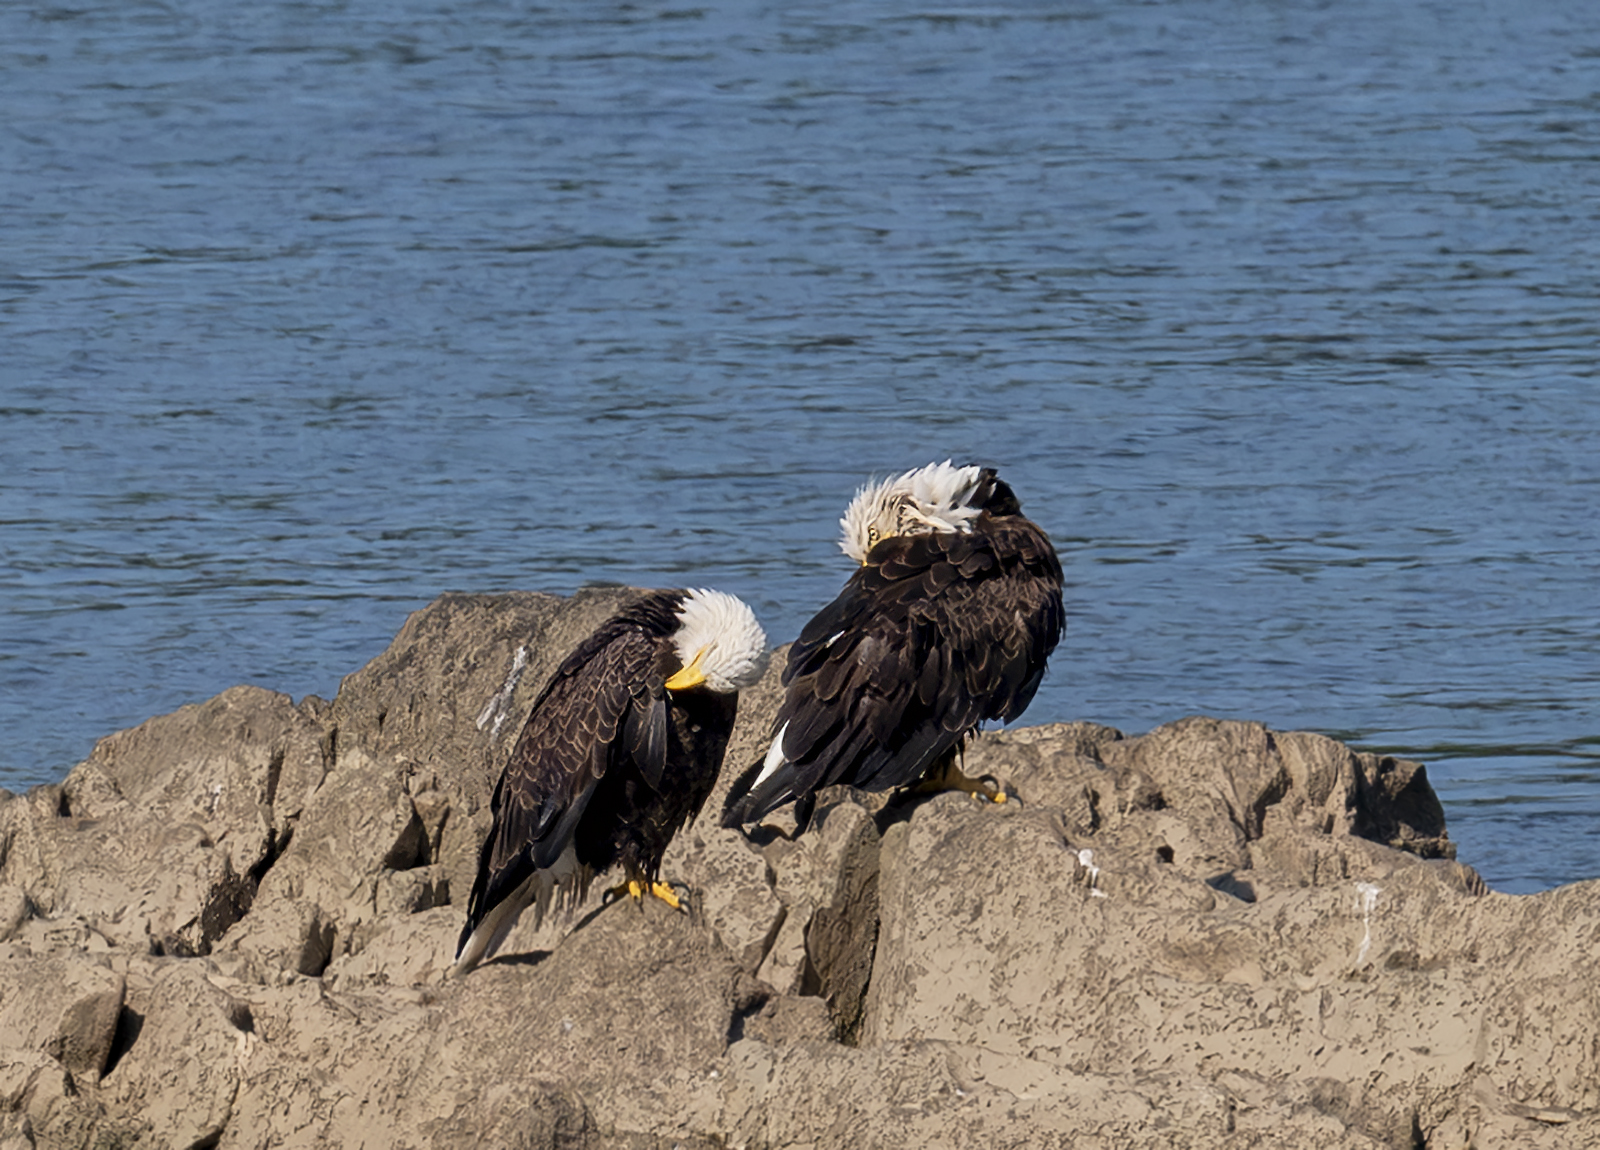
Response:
[753,720,790,790]
[450,845,583,976]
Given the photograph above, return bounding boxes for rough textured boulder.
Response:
[2,590,1598,1148]
[1,684,325,957]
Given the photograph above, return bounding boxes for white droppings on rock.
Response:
[1355,881,1382,967]
[475,644,529,738]
[1077,848,1107,897]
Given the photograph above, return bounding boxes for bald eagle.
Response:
[722,462,1063,834]
[454,588,768,973]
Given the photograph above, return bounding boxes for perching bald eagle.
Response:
[454,588,768,974]
[722,462,1063,834]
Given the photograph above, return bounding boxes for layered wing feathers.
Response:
[733,514,1062,824]
[458,598,677,956]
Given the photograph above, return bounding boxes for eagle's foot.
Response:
[605,878,690,913]
[969,775,1011,805]
[964,774,1019,806]
[914,758,1017,806]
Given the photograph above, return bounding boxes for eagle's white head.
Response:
[838,460,986,565]
[665,589,770,693]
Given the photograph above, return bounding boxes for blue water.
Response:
[3,1,1597,893]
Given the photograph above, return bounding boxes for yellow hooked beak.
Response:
[664,649,708,691]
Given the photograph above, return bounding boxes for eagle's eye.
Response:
[867,526,881,544]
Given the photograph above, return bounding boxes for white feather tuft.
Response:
[903,459,984,517]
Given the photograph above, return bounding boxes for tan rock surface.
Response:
[2,590,1598,1148]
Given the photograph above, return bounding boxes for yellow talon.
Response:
[919,753,1011,805]
[611,878,686,912]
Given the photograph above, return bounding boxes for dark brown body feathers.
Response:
[457,591,736,960]
[723,469,1064,830]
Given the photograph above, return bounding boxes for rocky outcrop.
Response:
[2,590,1598,1148]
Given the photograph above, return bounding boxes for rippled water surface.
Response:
[3,0,1597,892]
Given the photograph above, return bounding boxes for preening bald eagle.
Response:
[454,588,768,974]
[722,462,1063,834]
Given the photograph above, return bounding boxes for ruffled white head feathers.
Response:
[838,460,985,564]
